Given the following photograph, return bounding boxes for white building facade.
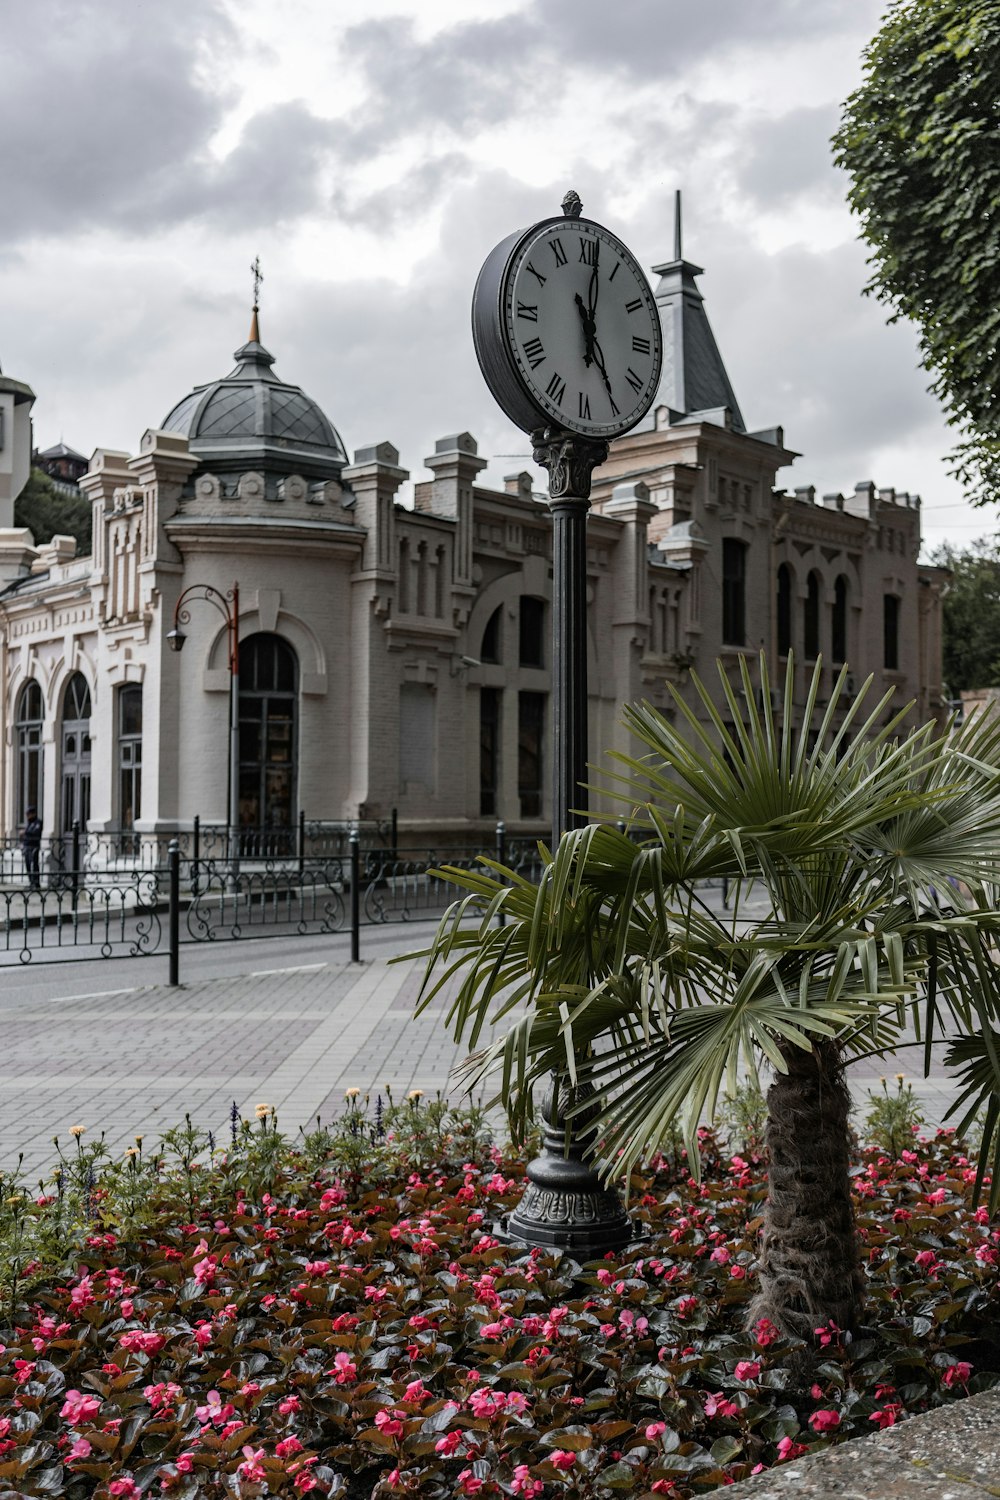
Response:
[0,237,946,861]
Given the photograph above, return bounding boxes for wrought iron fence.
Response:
[0,826,548,979]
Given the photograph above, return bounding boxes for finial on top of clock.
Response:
[561,189,583,219]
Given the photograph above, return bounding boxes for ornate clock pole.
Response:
[471,189,663,1256]
[532,422,607,843]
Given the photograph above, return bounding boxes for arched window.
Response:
[884,594,900,670]
[118,685,143,850]
[61,673,92,836]
[722,539,747,646]
[238,634,298,831]
[15,680,44,828]
[832,575,849,665]
[480,605,502,664]
[804,571,821,660]
[776,564,792,656]
[519,596,545,668]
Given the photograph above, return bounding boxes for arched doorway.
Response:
[15,679,44,829]
[238,634,298,844]
[60,673,92,838]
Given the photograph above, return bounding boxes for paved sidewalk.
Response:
[0,919,974,1184]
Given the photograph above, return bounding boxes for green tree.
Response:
[832,1,1000,506]
[931,538,1000,692]
[14,469,92,554]
[416,657,1000,1339]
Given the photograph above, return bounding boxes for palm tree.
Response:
[414,657,1000,1339]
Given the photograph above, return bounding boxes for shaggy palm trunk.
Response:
[749,1039,865,1341]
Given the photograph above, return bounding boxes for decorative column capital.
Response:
[531,428,610,503]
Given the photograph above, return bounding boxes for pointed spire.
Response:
[249,305,261,344]
[642,195,746,434]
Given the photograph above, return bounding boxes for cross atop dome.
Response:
[249,255,263,344]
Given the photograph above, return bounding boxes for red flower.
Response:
[942,1361,972,1388]
[550,1450,576,1470]
[809,1409,842,1434]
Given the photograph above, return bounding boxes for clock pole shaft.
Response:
[532,429,609,844]
[551,493,589,845]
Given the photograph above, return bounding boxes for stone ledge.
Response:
[723,1390,1000,1498]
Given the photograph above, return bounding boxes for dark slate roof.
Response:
[161,325,347,480]
[638,255,746,434]
[38,442,87,462]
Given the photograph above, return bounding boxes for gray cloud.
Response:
[155,103,339,228]
[0,0,234,244]
[739,105,843,208]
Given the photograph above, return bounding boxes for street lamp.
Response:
[169,582,240,873]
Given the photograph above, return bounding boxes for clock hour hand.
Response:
[574,291,596,367]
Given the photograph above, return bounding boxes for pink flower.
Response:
[436,1430,463,1455]
[809,1409,842,1434]
[330,1351,358,1385]
[776,1436,806,1460]
[942,1361,972,1388]
[61,1389,101,1424]
[550,1450,576,1470]
[278,1394,302,1415]
[276,1435,304,1458]
[238,1446,267,1482]
[914,1249,940,1271]
[676,1296,698,1319]
[813,1321,841,1348]
[710,1246,731,1265]
[734,1360,761,1382]
[924,1187,948,1205]
[645,1421,667,1440]
[375,1409,404,1438]
[109,1481,141,1499]
[468,1387,507,1420]
[118,1329,166,1356]
[870,1405,902,1428]
[195,1390,235,1426]
[67,1437,92,1460]
[457,1471,486,1496]
[511,1464,544,1497]
[753,1318,779,1348]
[295,1476,319,1494]
[703,1392,740,1419]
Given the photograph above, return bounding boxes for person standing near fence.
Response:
[21,805,42,891]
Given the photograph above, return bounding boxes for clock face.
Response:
[501,217,662,438]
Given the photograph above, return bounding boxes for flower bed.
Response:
[0,1096,997,1498]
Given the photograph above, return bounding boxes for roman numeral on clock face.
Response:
[578,237,598,266]
[625,366,643,395]
[517,301,538,321]
[522,337,545,369]
[632,335,651,354]
[545,371,566,406]
[578,391,592,420]
[549,237,568,267]
[608,261,620,282]
[526,261,546,287]
[625,298,642,314]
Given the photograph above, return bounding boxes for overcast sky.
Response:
[0,0,980,553]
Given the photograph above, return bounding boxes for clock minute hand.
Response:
[591,334,615,402]
[574,291,596,368]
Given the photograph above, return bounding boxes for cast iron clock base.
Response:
[496,1077,636,1259]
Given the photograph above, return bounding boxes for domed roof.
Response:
[162,314,347,480]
